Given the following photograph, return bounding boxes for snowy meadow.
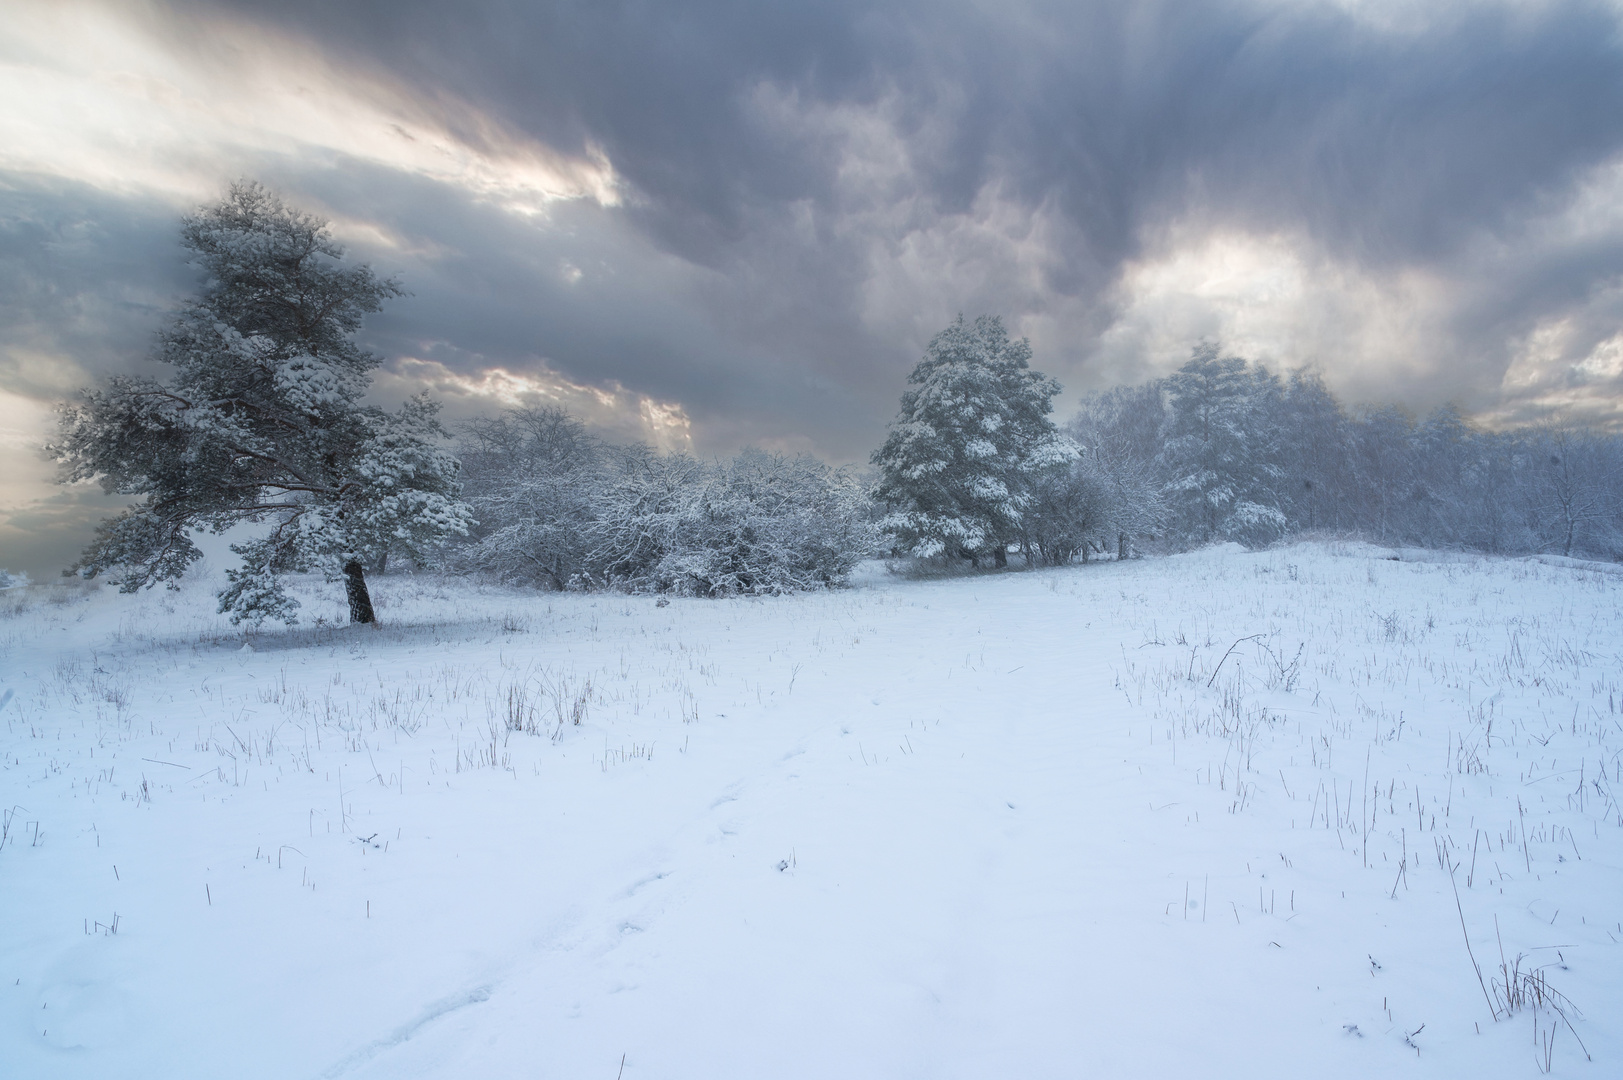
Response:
[2,543,1620,1078]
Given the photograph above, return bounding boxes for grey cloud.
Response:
[0,178,195,395]
[184,2,1623,258]
[308,166,887,450]
[175,1,1623,394]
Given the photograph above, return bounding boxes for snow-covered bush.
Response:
[456,410,879,596]
[580,447,879,596]
[0,568,29,590]
[456,407,604,590]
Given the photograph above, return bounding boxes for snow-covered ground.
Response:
[2,543,1620,1079]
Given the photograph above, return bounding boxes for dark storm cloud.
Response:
[185,1,1623,270]
[284,162,880,449]
[148,0,1623,418]
[180,0,887,243]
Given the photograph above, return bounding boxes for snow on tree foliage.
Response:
[871,315,1073,565]
[584,446,879,596]
[51,182,472,625]
[1158,343,1287,548]
[455,408,879,596]
[457,406,602,591]
[1049,384,1168,562]
[1074,342,1623,560]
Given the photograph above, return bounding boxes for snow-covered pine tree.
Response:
[1158,343,1286,547]
[1275,368,1352,534]
[52,182,472,625]
[871,315,1072,565]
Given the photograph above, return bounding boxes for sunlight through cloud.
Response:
[375,357,695,454]
[0,0,620,212]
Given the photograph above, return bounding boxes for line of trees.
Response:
[1069,344,1623,560]
[869,332,1623,566]
[50,185,1623,624]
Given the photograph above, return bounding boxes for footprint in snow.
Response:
[623,871,670,898]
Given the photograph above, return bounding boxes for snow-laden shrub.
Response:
[455,408,879,595]
[455,407,603,590]
[582,447,880,596]
[0,569,28,590]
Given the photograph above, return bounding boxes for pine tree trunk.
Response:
[993,545,1007,568]
[343,560,376,624]
[1118,532,1129,559]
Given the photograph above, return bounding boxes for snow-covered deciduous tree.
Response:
[1524,425,1621,558]
[1343,404,1419,542]
[1276,368,1353,533]
[1018,460,1116,566]
[52,182,472,625]
[1058,384,1168,559]
[457,406,603,590]
[872,315,1073,565]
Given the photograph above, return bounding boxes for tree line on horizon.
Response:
[1072,350,1623,562]
[43,184,1623,625]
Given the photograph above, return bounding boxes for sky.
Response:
[5,0,1623,577]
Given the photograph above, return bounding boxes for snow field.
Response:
[1,543,1620,1078]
